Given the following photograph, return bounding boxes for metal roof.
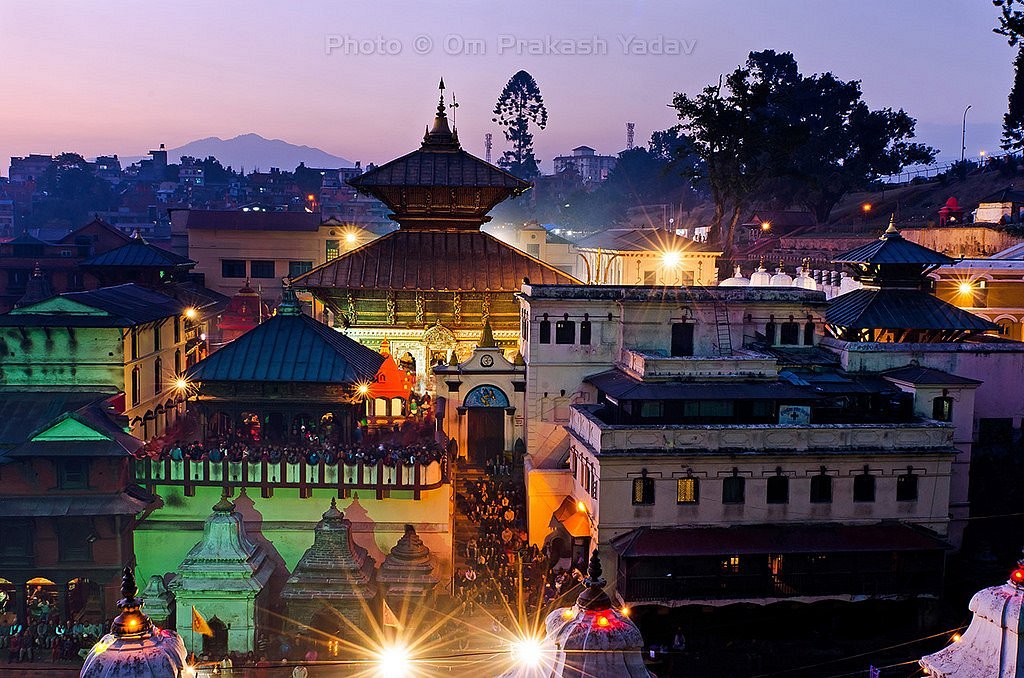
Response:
[79,238,195,268]
[292,229,580,291]
[186,312,384,384]
[62,284,186,324]
[0,493,149,517]
[350,148,529,191]
[832,227,955,266]
[882,365,982,386]
[585,369,817,401]
[825,289,997,331]
[611,523,949,558]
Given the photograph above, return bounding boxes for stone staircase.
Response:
[453,465,487,573]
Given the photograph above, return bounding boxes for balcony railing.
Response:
[619,348,779,380]
[132,454,448,500]
[569,405,954,455]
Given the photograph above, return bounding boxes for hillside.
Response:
[124,134,352,172]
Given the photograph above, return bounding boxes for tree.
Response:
[30,153,116,229]
[995,1,1024,150]
[672,50,935,256]
[493,71,548,179]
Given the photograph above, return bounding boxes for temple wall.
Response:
[134,484,453,605]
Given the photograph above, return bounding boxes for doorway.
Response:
[467,409,504,467]
[671,323,695,357]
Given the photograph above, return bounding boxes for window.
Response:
[154,358,163,393]
[250,260,276,279]
[58,459,89,489]
[580,320,592,345]
[288,261,313,278]
[897,470,919,502]
[932,397,953,422]
[853,471,876,502]
[555,320,576,344]
[68,271,85,291]
[130,328,139,360]
[222,259,246,279]
[7,269,30,290]
[632,475,655,505]
[722,555,741,573]
[174,318,181,344]
[671,323,694,357]
[526,243,541,256]
[766,473,789,504]
[1,520,31,559]
[677,477,699,504]
[153,325,161,351]
[326,239,340,260]
[780,322,800,345]
[810,469,833,503]
[131,367,140,406]
[765,319,777,344]
[804,321,815,345]
[174,349,182,377]
[723,473,745,504]
[639,401,663,419]
[539,319,551,344]
[58,518,92,562]
[643,270,656,285]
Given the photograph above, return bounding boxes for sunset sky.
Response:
[0,1,1012,173]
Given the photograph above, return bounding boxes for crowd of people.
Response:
[2,619,102,664]
[454,475,549,608]
[139,437,443,468]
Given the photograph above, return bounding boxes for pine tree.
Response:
[1005,46,1024,151]
[492,71,548,179]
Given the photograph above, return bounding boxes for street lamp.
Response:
[510,636,545,669]
[375,643,411,677]
[961,104,972,179]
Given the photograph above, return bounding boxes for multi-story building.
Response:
[0,391,150,628]
[174,209,377,307]
[8,154,54,183]
[931,241,1024,340]
[573,227,721,286]
[0,283,191,439]
[0,198,14,236]
[0,217,131,313]
[552,146,618,183]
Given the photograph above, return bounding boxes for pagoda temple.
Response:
[292,81,580,384]
[827,217,997,342]
[167,490,274,655]
[281,498,378,638]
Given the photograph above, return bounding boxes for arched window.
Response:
[764,317,777,345]
[174,349,182,377]
[766,470,788,504]
[154,358,162,394]
[632,472,655,505]
[810,468,832,503]
[131,368,141,406]
[676,476,699,504]
[853,469,875,502]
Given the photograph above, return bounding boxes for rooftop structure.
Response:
[573,227,720,286]
[293,82,578,384]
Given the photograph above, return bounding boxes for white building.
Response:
[552,146,618,184]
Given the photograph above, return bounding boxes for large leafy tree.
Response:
[493,71,548,179]
[995,1,1024,150]
[672,50,934,256]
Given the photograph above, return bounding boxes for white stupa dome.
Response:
[749,262,772,286]
[720,265,750,287]
[769,266,793,286]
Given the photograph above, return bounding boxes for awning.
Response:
[553,496,591,538]
[611,523,949,558]
[0,492,151,517]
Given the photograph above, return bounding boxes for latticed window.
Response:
[723,474,745,504]
[632,476,655,505]
[676,477,699,504]
[810,470,833,503]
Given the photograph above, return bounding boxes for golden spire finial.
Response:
[885,213,899,235]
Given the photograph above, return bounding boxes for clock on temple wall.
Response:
[480,354,494,367]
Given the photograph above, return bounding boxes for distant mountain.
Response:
[124,134,352,171]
